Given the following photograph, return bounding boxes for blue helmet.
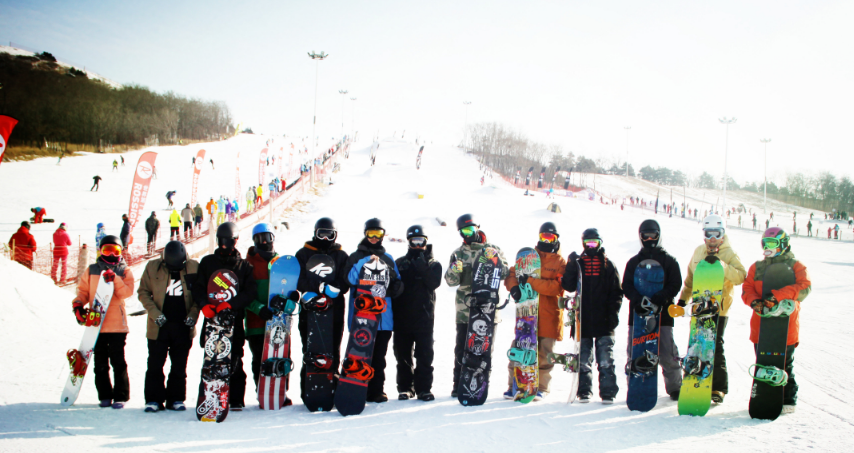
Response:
[252,222,274,238]
[97,222,104,229]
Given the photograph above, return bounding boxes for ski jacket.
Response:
[138,257,200,340]
[225,202,232,215]
[506,247,567,340]
[443,231,509,324]
[193,205,203,219]
[678,235,746,317]
[621,246,683,327]
[256,186,263,197]
[561,248,623,338]
[344,239,402,331]
[120,220,131,247]
[95,227,106,249]
[169,210,181,227]
[231,200,239,213]
[9,226,36,263]
[393,245,443,333]
[294,240,350,329]
[244,247,275,336]
[246,190,254,202]
[741,250,811,345]
[52,228,73,257]
[206,199,216,215]
[217,198,226,212]
[181,207,193,222]
[73,261,134,333]
[191,248,257,319]
[145,216,160,236]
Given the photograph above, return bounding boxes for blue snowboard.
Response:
[627,259,664,412]
[257,256,300,410]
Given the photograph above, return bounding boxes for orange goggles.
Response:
[539,232,558,243]
[100,244,123,257]
[365,229,385,239]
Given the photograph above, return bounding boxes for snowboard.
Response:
[457,247,504,406]
[29,217,55,223]
[749,262,796,421]
[61,272,114,406]
[258,256,300,410]
[677,259,724,416]
[301,254,338,412]
[627,259,664,412]
[335,255,389,416]
[196,270,238,422]
[550,254,582,404]
[510,248,540,403]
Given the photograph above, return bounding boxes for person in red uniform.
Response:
[52,222,73,283]
[9,221,37,269]
[31,207,46,223]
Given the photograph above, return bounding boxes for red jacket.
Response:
[741,251,811,346]
[53,228,73,257]
[9,226,36,263]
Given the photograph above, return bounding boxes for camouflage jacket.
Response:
[443,233,509,324]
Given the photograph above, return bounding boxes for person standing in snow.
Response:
[91,175,102,191]
[9,221,37,269]
[246,188,255,212]
[30,207,47,223]
[180,204,193,239]
[504,222,567,401]
[168,209,181,241]
[112,159,118,172]
[120,214,131,249]
[217,196,226,226]
[807,219,813,237]
[52,222,73,283]
[209,158,214,169]
[139,241,199,412]
[166,191,176,209]
[206,197,217,227]
[145,212,160,254]
[193,203,203,235]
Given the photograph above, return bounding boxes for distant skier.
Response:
[193,203,203,234]
[112,159,119,172]
[30,207,47,223]
[95,223,106,255]
[246,188,254,212]
[166,191,176,209]
[806,220,812,237]
[169,209,181,241]
[120,214,131,249]
[206,197,216,226]
[209,158,214,169]
[145,211,160,254]
[52,223,73,283]
[217,196,226,226]
[120,156,125,166]
[181,204,193,239]
[255,185,263,205]
[151,164,157,179]
[91,175,102,191]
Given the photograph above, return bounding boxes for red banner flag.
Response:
[190,149,206,207]
[0,115,19,168]
[127,151,158,245]
[259,148,268,185]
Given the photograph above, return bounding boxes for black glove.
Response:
[677,300,687,307]
[388,279,404,298]
[413,254,429,273]
[518,274,529,286]
[184,316,195,327]
[651,292,669,307]
[510,285,522,301]
[569,251,578,264]
[154,315,167,327]
[72,302,88,326]
[287,291,301,302]
[704,255,720,264]
[259,306,274,321]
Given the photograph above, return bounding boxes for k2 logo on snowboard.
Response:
[310,263,333,278]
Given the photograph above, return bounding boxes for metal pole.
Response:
[307,51,328,161]
[624,126,631,177]
[339,89,348,141]
[719,117,737,217]
[463,101,471,150]
[350,97,357,141]
[760,138,771,214]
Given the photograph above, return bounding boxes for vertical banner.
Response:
[0,115,19,169]
[190,149,205,208]
[127,151,158,245]
[277,147,283,180]
[235,150,241,200]
[259,148,268,185]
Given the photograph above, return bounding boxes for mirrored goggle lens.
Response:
[255,232,274,243]
[761,237,781,249]
[409,237,427,247]
[316,228,336,240]
[641,232,659,241]
[366,229,385,239]
[539,232,558,243]
[460,226,478,237]
[584,239,601,248]
[100,244,123,256]
[704,229,724,240]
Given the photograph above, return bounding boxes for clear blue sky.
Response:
[2,0,852,184]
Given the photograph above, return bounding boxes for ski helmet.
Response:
[761,227,789,257]
[638,219,662,249]
[364,218,384,232]
[406,225,427,239]
[456,213,478,230]
[162,241,187,271]
[581,228,601,240]
[539,222,559,237]
[703,214,725,236]
[252,222,274,239]
[314,217,337,242]
[97,222,104,230]
[314,217,336,231]
[216,222,239,249]
[99,234,122,248]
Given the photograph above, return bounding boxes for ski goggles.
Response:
[761,237,783,249]
[365,229,385,239]
[459,226,478,237]
[704,229,724,240]
[539,232,558,243]
[409,237,427,247]
[583,239,601,249]
[100,244,123,257]
[640,231,659,241]
[254,232,274,244]
[316,228,336,240]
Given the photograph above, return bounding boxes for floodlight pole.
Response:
[308,51,328,158]
[760,138,771,214]
[719,117,737,217]
[463,101,471,150]
[624,126,631,177]
[350,97,357,141]
[339,89,348,141]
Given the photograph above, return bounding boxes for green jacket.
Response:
[443,232,509,324]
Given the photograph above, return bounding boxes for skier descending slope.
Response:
[192,222,257,411]
[503,222,566,401]
[444,214,509,398]
[561,228,623,404]
[676,215,746,404]
[621,220,683,403]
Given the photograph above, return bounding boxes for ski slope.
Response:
[0,139,852,452]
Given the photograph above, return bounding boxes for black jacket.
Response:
[120,220,131,247]
[145,216,160,236]
[295,240,350,301]
[561,248,623,338]
[191,248,256,319]
[393,245,443,332]
[621,246,682,327]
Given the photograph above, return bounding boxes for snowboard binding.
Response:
[305,353,334,370]
[758,299,796,318]
[507,347,537,366]
[517,283,536,303]
[85,310,102,327]
[202,363,231,381]
[342,357,374,381]
[681,355,712,379]
[302,294,331,312]
[636,297,661,316]
[354,294,386,313]
[66,349,87,377]
[261,358,294,377]
[748,364,789,387]
[215,308,235,325]
[691,299,720,318]
[628,350,660,377]
[547,352,579,372]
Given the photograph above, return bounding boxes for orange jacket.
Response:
[504,248,566,340]
[741,252,811,346]
[73,264,135,333]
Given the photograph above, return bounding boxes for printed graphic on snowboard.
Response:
[197,269,238,423]
[510,248,540,404]
[627,259,663,412]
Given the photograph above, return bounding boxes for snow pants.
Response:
[755,344,798,405]
[393,329,434,395]
[170,227,179,240]
[52,255,68,283]
[183,221,192,238]
[626,325,682,396]
[94,333,129,402]
[367,330,392,399]
[505,337,556,393]
[297,300,345,400]
[144,324,191,405]
[579,336,618,399]
[246,334,265,389]
[228,322,248,406]
[713,316,729,394]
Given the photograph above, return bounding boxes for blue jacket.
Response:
[345,239,401,331]
[217,198,226,211]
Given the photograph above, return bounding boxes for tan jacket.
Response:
[137,258,200,340]
[678,235,746,316]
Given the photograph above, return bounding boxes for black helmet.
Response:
[99,235,122,248]
[638,219,661,249]
[364,218,384,232]
[163,241,187,271]
[539,222,559,237]
[456,213,478,230]
[406,225,427,239]
[216,222,239,249]
[314,217,335,231]
[581,228,601,240]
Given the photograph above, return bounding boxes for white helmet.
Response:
[702,214,725,236]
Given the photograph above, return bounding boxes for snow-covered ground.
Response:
[1,139,852,452]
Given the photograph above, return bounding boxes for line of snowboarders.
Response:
[68,212,810,416]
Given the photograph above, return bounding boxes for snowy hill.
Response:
[0,44,122,88]
[0,139,852,452]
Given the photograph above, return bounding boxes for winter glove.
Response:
[72,301,88,326]
[102,269,116,283]
[413,254,429,274]
[388,279,404,298]
[569,251,579,264]
[750,299,765,313]
[184,316,195,327]
[518,274,529,286]
[319,283,340,298]
[154,315,167,327]
[201,303,216,318]
[704,255,720,264]
[259,306,274,321]
[651,291,669,307]
[450,258,463,274]
[677,300,687,307]
[510,285,522,301]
